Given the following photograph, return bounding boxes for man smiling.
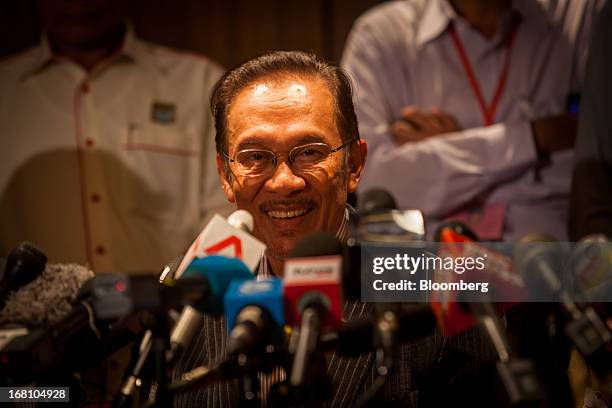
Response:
[212,51,367,275]
[174,51,496,408]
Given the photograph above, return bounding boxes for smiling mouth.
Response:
[266,208,313,219]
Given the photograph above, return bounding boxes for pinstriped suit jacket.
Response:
[171,209,497,406]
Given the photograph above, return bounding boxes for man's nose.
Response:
[264,160,306,196]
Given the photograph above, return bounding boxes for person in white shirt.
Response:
[342,0,601,241]
[0,0,231,273]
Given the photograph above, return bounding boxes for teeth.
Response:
[267,209,309,219]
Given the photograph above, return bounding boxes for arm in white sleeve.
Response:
[360,123,537,218]
[341,14,538,218]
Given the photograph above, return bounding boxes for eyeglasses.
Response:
[223,138,357,177]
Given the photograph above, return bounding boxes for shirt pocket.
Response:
[124,122,198,156]
[115,122,201,224]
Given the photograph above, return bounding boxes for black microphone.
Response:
[284,233,344,394]
[355,188,425,242]
[0,270,207,385]
[0,242,47,311]
[357,188,398,215]
[515,235,612,391]
[319,303,437,357]
[438,223,544,408]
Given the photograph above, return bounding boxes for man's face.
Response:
[38,0,127,49]
[218,75,365,260]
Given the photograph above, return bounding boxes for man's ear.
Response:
[216,153,236,203]
[347,139,368,193]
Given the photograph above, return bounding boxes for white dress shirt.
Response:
[0,29,232,273]
[342,0,601,240]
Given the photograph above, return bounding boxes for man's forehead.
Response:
[226,74,339,147]
[232,74,331,108]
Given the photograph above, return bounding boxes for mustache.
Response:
[259,199,317,211]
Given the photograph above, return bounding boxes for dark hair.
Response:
[211,51,360,161]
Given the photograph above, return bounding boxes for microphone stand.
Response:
[139,311,171,408]
[113,330,152,408]
[152,311,171,408]
[282,306,332,408]
[470,301,545,408]
[240,362,260,408]
[354,304,399,408]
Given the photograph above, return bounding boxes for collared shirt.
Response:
[341,0,601,240]
[0,28,233,273]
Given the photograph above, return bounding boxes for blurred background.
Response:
[0,0,384,67]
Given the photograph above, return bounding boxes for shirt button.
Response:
[85,138,95,148]
[91,193,101,203]
[81,82,90,93]
[95,245,106,255]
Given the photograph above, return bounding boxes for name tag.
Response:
[151,102,176,124]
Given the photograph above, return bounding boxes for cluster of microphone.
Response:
[1,189,611,407]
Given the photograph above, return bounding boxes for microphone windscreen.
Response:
[0,263,94,328]
[1,242,47,307]
[434,220,479,242]
[290,232,343,258]
[357,188,397,214]
[182,255,252,314]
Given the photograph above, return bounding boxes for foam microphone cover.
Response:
[290,232,344,258]
[182,255,252,314]
[1,242,47,309]
[0,263,94,328]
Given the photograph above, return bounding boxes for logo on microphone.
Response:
[204,235,243,258]
[284,255,342,284]
[238,280,274,295]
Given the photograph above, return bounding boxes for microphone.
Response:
[284,232,344,388]
[431,225,527,336]
[319,303,437,357]
[0,270,208,385]
[0,262,93,328]
[224,278,284,356]
[436,223,544,407]
[166,256,253,364]
[0,242,47,311]
[168,278,286,399]
[357,188,398,215]
[173,209,266,279]
[166,209,263,365]
[515,235,612,390]
[429,223,479,336]
[569,234,612,304]
[356,188,425,242]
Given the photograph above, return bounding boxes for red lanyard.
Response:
[448,17,520,126]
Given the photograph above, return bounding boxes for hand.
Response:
[532,114,577,157]
[391,106,460,145]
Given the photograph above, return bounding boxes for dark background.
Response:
[0,0,385,68]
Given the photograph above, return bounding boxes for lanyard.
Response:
[448,17,520,126]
